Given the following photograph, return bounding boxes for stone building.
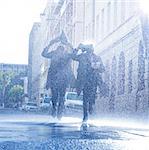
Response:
[92,0,149,118]
[28,22,41,102]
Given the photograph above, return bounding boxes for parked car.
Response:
[64,92,83,112]
[22,102,38,111]
[39,96,51,110]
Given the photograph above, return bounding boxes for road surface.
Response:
[0,110,149,150]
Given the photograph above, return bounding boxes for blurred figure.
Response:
[41,32,74,119]
[71,43,105,122]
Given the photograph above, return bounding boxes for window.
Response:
[114,0,117,28]
[96,14,100,40]
[69,1,73,17]
[66,93,83,101]
[101,8,105,37]
[107,2,111,33]
[85,26,88,40]
[73,0,76,17]
[89,23,92,38]
[121,0,126,23]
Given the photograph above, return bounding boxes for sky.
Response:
[0,0,148,65]
[0,0,47,64]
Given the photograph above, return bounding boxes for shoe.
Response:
[57,113,62,120]
[57,103,64,120]
[81,121,89,131]
[89,106,93,115]
[57,108,63,120]
[89,108,93,115]
[82,115,88,123]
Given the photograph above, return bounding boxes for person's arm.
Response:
[41,37,60,58]
[67,42,73,50]
[41,47,54,58]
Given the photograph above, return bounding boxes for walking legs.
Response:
[57,86,66,119]
[51,84,66,119]
[82,85,97,122]
[83,87,89,122]
[51,86,58,117]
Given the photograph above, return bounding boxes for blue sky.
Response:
[0,0,47,64]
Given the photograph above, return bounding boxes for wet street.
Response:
[0,110,149,150]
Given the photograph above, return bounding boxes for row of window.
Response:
[95,0,134,41]
[84,0,129,41]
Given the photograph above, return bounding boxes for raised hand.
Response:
[60,30,68,45]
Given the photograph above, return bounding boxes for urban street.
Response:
[0,109,149,150]
[1,0,149,149]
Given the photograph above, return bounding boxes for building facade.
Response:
[0,63,27,75]
[93,0,149,117]
[28,22,41,102]
[29,0,149,117]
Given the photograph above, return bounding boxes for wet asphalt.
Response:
[0,110,149,150]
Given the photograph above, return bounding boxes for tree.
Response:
[0,71,14,107]
[7,85,24,108]
[138,41,145,91]
[128,60,133,93]
[118,51,125,95]
[109,56,117,111]
[103,60,110,97]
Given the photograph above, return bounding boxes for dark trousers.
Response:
[82,83,97,121]
[51,85,67,117]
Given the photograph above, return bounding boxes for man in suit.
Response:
[41,32,74,119]
[71,43,105,122]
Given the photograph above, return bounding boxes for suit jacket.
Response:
[71,49,105,95]
[42,47,75,89]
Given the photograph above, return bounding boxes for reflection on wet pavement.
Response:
[0,115,149,150]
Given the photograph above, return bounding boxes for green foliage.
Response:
[8,85,24,104]
[0,71,13,90]
[0,71,14,102]
[0,71,24,107]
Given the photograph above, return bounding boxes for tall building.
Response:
[28,22,41,102]
[29,0,149,117]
